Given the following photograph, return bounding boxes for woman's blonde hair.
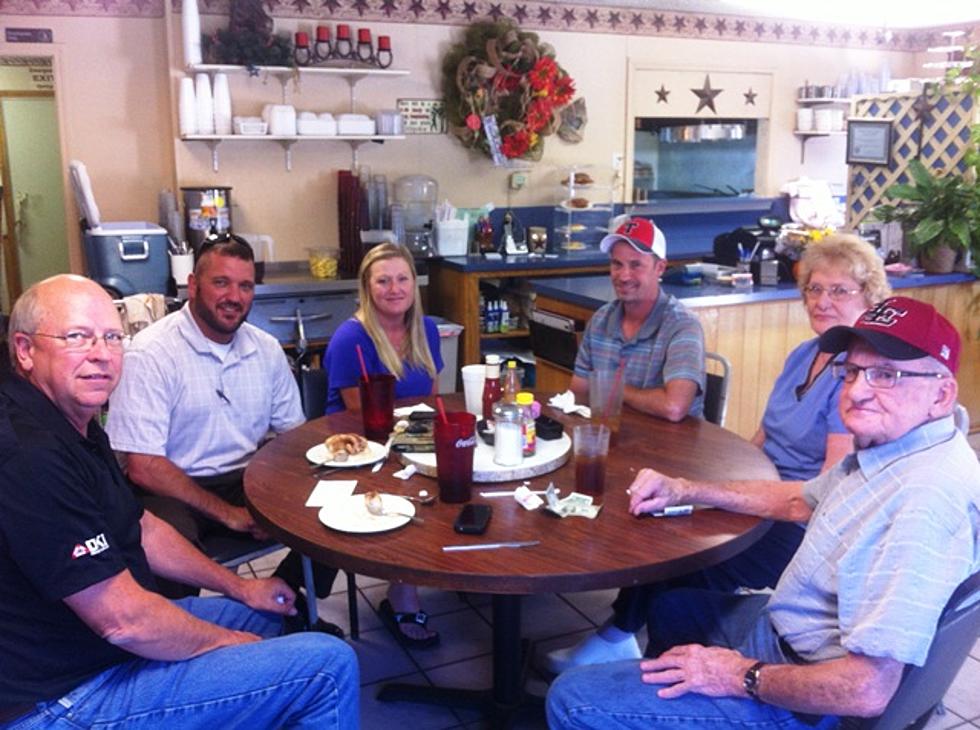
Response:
[797,233,892,306]
[356,243,436,380]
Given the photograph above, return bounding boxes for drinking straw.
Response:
[355,344,369,382]
[435,395,450,426]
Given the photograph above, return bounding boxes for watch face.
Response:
[743,662,764,698]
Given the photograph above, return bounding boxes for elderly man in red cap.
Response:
[548,297,979,729]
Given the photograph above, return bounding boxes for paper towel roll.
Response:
[194,73,214,135]
[179,76,197,136]
[182,0,202,66]
[212,73,233,135]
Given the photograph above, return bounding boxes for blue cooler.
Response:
[82,221,170,296]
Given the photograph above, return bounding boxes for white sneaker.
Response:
[542,631,642,675]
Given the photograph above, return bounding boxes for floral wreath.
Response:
[441,21,577,162]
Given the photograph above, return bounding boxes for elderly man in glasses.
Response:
[0,275,357,728]
[548,296,979,729]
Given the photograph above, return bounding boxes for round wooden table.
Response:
[245,395,777,727]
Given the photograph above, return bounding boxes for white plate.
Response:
[318,494,415,534]
[306,439,386,468]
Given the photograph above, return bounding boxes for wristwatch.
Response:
[743,661,765,699]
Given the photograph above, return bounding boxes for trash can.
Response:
[433,318,464,394]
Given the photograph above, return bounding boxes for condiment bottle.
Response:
[482,354,502,422]
[516,391,536,456]
[492,400,523,466]
[502,360,521,404]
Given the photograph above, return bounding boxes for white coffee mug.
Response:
[170,253,195,286]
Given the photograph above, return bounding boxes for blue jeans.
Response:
[547,590,839,729]
[6,597,358,730]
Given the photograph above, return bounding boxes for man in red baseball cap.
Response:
[568,216,705,423]
[548,297,979,728]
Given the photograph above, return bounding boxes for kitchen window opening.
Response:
[632,117,758,201]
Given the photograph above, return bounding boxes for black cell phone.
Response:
[453,504,492,535]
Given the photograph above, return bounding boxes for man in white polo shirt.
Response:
[548,297,980,728]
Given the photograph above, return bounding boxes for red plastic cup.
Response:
[295,31,310,47]
[316,25,330,41]
[434,412,477,503]
[358,374,395,443]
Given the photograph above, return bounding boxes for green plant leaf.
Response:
[911,217,944,247]
[948,218,972,249]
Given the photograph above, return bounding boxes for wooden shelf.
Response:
[796,97,851,105]
[186,63,409,82]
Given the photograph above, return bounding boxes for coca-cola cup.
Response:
[358,373,395,442]
[434,412,476,503]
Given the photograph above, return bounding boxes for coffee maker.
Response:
[392,175,437,258]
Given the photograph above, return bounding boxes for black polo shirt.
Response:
[0,376,156,705]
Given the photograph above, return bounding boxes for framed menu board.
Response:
[846,118,893,166]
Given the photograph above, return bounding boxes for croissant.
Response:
[324,433,369,459]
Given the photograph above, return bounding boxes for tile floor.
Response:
[238,431,980,729]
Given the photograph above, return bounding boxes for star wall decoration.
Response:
[743,88,757,105]
[656,85,670,103]
[691,75,722,114]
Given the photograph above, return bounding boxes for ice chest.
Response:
[83,222,170,296]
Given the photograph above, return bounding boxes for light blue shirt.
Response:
[768,415,980,666]
[106,305,304,477]
[761,338,848,481]
[574,289,705,418]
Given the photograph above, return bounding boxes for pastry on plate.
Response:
[324,433,369,461]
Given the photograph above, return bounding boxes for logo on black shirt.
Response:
[71,533,109,559]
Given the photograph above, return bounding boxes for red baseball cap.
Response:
[819,296,960,374]
[599,217,667,259]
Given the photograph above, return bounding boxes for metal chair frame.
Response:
[704,351,732,427]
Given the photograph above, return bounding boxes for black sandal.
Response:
[379,599,440,648]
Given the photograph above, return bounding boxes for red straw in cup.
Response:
[436,395,450,426]
[355,344,370,383]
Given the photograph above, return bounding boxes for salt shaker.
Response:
[492,401,523,466]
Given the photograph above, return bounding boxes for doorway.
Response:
[0,56,70,310]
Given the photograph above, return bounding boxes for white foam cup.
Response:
[461,364,486,416]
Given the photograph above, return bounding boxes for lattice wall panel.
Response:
[846,90,976,228]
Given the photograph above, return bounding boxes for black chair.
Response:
[297,366,361,640]
[703,351,731,427]
[841,571,980,730]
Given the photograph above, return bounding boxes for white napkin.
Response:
[548,390,591,418]
[393,403,435,418]
[305,480,357,507]
[392,464,417,480]
[514,485,544,511]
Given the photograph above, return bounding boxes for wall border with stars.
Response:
[6,0,977,54]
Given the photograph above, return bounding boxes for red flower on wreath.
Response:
[528,57,558,92]
[465,113,482,131]
[526,98,553,133]
[501,129,532,158]
[553,75,576,106]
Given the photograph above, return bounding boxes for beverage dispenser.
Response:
[392,175,438,258]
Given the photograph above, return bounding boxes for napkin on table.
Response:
[393,403,435,418]
[548,390,591,418]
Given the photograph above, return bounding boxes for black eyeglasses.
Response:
[832,362,948,390]
[30,330,129,352]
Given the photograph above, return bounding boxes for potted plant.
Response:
[873,158,979,273]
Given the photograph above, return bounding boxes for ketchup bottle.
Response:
[482,354,502,422]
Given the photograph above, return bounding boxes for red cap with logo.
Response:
[599,217,667,259]
[819,296,960,374]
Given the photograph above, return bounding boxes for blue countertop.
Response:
[431,250,610,273]
[530,272,976,310]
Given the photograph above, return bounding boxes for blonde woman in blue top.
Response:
[544,233,891,674]
[323,244,442,647]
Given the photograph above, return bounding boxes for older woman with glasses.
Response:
[544,233,892,674]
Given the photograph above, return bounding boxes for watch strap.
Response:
[743,660,765,699]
